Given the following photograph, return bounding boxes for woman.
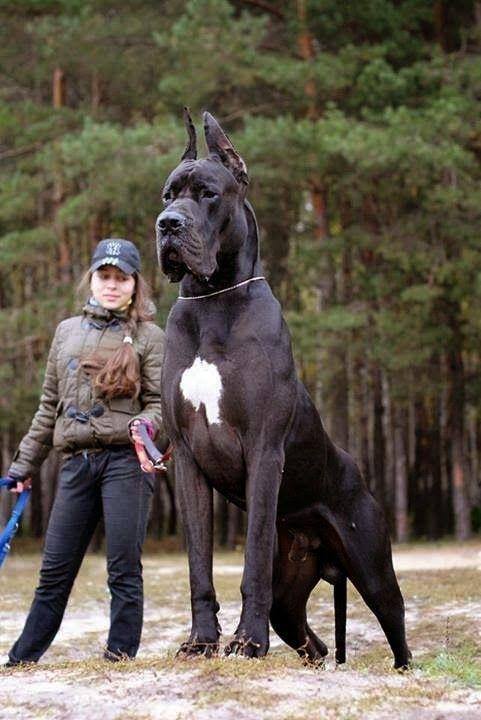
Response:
[6,238,164,665]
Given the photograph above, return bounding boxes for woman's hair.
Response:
[77,270,155,400]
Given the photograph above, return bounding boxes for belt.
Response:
[70,443,132,458]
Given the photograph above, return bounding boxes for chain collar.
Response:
[178,276,266,301]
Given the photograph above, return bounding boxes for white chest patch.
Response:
[180,357,223,425]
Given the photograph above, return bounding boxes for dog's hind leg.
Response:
[278,493,409,668]
[338,496,411,669]
[270,529,327,665]
[346,549,410,669]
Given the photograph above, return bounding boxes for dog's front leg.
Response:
[225,448,283,658]
[176,445,220,657]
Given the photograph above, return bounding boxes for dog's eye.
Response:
[201,190,217,200]
[162,193,172,205]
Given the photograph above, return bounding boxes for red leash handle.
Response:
[136,424,172,472]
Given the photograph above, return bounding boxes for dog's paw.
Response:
[394,647,412,672]
[176,639,219,659]
[224,617,270,658]
[301,654,327,670]
[224,633,268,658]
[296,636,328,669]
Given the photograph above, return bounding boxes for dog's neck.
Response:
[179,200,263,297]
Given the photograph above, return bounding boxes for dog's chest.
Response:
[179,356,223,425]
[169,353,245,493]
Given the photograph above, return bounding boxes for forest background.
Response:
[1,0,480,547]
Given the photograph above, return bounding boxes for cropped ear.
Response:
[203,111,248,185]
[181,107,197,161]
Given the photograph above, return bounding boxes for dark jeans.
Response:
[9,446,153,663]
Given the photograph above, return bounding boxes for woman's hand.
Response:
[9,477,32,494]
[129,419,155,473]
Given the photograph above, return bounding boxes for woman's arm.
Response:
[8,324,61,479]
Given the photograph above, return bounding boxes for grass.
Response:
[398,568,481,605]
[418,643,481,688]
[1,544,481,719]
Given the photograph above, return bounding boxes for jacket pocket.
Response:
[108,397,142,415]
[105,396,142,443]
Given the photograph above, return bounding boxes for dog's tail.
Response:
[334,575,347,664]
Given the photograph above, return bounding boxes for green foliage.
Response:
[155,0,267,115]
[420,646,481,688]
[1,0,481,539]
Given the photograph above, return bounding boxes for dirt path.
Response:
[1,543,480,719]
[392,543,481,571]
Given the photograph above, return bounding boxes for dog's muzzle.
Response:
[156,210,189,282]
[156,208,219,283]
[157,210,187,236]
[158,239,187,282]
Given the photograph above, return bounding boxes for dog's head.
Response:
[156,109,249,283]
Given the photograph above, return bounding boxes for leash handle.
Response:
[0,476,17,490]
[0,479,31,568]
[135,425,173,472]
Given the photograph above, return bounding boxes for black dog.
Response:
[156,110,410,668]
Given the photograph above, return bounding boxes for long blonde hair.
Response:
[77,271,155,400]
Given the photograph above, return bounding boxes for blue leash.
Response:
[0,477,31,568]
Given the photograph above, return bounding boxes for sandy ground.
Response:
[0,543,480,719]
[392,543,481,572]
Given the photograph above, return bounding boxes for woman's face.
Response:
[90,265,136,310]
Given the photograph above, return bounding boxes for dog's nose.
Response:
[157,211,185,235]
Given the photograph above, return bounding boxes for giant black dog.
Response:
[156,110,410,668]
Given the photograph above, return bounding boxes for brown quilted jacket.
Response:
[10,300,165,478]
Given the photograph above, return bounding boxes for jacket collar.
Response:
[82,297,129,327]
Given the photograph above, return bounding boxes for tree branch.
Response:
[237,0,285,20]
[0,143,41,161]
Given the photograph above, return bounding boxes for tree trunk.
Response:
[447,349,471,540]
[412,400,427,537]
[296,0,317,118]
[329,352,349,450]
[382,371,394,530]
[372,364,386,511]
[407,391,417,491]
[91,71,102,113]
[467,406,480,508]
[430,391,444,539]
[52,67,66,109]
[52,67,71,285]
[296,0,339,423]
[329,242,353,451]
[354,357,372,487]
[440,379,453,533]
[393,406,408,542]
[452,436,470,540]
[433,1,449,52]
[1,430,12,526]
